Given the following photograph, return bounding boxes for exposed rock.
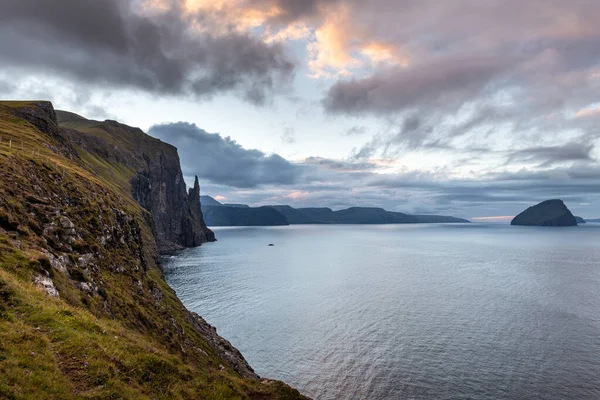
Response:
[77,254,95,269]
[58,216,78,244]
[189,312,258,379]
[76,281,97,295]
[575,216,586,224]
[511,199,577,226]
[39,250,71,274]
[34,275,59,298]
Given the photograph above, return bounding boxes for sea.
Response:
[162,223,600,400]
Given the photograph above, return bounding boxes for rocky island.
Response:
[0,101,305,399]
[511,199,578,227]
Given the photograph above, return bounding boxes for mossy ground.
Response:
[0,102,306,399]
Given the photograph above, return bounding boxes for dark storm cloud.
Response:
[323,55,513,115]
[148,122,303,188]
[0,0,295,104]
[258,0,331,22]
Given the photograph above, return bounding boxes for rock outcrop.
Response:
[188,176,216,242]
[575,216,586,224]
[511,199,578,226]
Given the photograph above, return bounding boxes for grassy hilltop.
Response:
[0,101,306,399]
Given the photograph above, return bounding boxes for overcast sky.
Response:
[2,0,600,219]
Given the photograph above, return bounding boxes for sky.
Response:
[2,0,600,219]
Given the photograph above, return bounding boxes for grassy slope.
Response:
[57,113,165,198]
[0,102,305,399]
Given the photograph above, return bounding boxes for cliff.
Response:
[0,101,305,399]
[57,111,215,252]
[575,216,586,224]
[511,199,578,226]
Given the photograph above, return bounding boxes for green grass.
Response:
[0,102,307,399]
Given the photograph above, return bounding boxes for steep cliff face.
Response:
[129,147,212,252]
[57,112,215,252]
[0,101,305,399]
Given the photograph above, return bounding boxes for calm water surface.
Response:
[162,224,600,399]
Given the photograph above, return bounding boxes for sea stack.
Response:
[511,199,577,226]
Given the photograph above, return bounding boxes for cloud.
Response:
[303,156,377,173]
[0,0,295,104]
[506,142,596,167]
[322,54,514,115]
[576,106,600,118]
[148,122,303,188]
[342,125,368,136]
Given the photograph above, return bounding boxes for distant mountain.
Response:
[297,208,336,223]
[202,205,288,226]
[199,197,250,209]
[269,205,319,224]
[412,215,471,223]
[586,218,600,223]
[574,216,586,224]
[202,200,470,227]
[511,200,577,226]
[333,208,418,224]
[200,195,222,207]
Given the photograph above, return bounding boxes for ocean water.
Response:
[162,224,600,399]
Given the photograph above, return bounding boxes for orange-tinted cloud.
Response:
[285,191,310,200]
[575,106,600,118]
[306,4,410,77]
[144,0,410,78]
